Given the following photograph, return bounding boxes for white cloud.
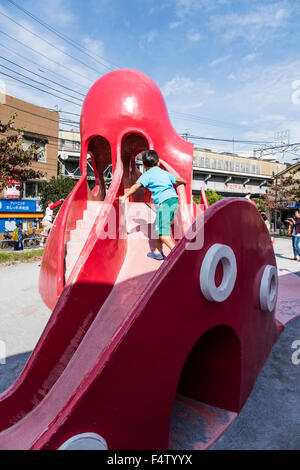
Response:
[0,2,100,118]
[175,0,228,19]
[244,53,257,62]
[209,55,231,67]
[161,75,214,122]
[139,31,157,50]
[186,29,201,41]
[169,21,182,29]
[162,75,214,97]
[82,37,105,58]
[209,2,293,44]
[40,0,76,27]
[227,73,236,80]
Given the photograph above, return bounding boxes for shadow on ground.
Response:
[0,351,32,394]
[0,321,299,450]
[211,317,300,450]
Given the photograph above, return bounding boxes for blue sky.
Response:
[1,0,300,160]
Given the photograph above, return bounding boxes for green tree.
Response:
[0,114,44,193]
[205,188,222,206]
[252,198,266,212]
[193,189,222,206]
[40,175,77,212]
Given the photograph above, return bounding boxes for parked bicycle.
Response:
[22,230,41,248]
[0,232,13,250]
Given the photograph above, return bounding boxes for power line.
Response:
[6,0,121,71]
[0,63,83,103]
[1,103,82,144]
[1,95,274,147]
[0,42,89,94]
[56,110,81,117]
[0,70,82,107]
[4,65,258,136]
[1,102,65,124]
[180,134,272,145]
[4,1,265,139]
[0,55,86,97]
[2,103,81,133]
[0,29,94,85]
[0,10,111,76]
[171,110,243,130]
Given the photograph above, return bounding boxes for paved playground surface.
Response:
[0,237,299,449]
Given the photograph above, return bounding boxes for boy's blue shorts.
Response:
[154,197,179,236]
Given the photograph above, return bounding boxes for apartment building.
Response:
[0,95,59,233]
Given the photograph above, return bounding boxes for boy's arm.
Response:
[175,176,186,185]
[119,183,142,203]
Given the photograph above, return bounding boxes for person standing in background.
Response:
[40,199,64,246]
[261,212,271,232]
[285,209,300,261]
[13,222,23,251]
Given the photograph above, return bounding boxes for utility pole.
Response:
[182,129,190,141]
[274,172,278,232]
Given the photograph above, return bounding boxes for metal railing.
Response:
[0,236,42,250]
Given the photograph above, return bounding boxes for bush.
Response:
[40,176,77,212]
[193,189,222,206]
[205,189,223,206]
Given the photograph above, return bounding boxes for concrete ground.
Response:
[0,262,51,393]
[0,237,299,449]
[212,236,300,450]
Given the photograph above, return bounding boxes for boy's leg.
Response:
[154,237,163,255]
[158,198,178,252]
[159,235,175,251]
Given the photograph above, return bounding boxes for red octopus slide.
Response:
[0,70,298,450]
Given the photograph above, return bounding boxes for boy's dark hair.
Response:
[140,150,159,168]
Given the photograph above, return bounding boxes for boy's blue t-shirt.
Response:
[137,166,178,205]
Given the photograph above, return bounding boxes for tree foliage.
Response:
[39,175,77,212]
[0,114,44,192]
[252,197,266,212]
[262,171,300,211]
[205,188,223,205]
[194,189,222,206]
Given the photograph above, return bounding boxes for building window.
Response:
[23,137,46,163]
[62,159,81,178]
[23,182,41,199]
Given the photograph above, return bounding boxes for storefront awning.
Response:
[0,213,44,218]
